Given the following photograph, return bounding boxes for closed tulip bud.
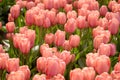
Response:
[36,3,45,9]
[18,65,30,80]
[0,54,9,69]
[77,16,87,29]
[62,40,72,51]
[94,55,111,74]
[67,11,77,19]
[86,53,99,67]
[109,43,116,56]
[40,44,49,54]
[16,0,27,8]
[54,30,65,46]
[19,38,30,54]
[108,1,117,10]
[19,26,28,34]
[69,35,80,48]
[59,0,67,8]
[44,33,54,45]
[44,0,53,9]
[64,4,73,13]
[114,62,120,72]
[64,18,77,33]
[95,72,112,80]
[25,29,36,48]
[26,1,35,9]
[70,68,84,80]
[7,71,25,80]
[0,44,5,53]
[6,33,14,40]
[53,0,60,9]
[43,17,51,28]
[111,70,120,79]
[108,18,119,35]
[41,48,54,57]
[6,58,19,72]
[10,4,20,19]
[78,8,90,18]
[98,43,111,56]
[82,67,96,80]
[98,18,108,29]
[33,74,46,80]
[37,57,47,73]
[89,1,99,10]
[6,22,15,33]
[53,74,65,80]
[56,12,67,25]
[100,5,108,16]
[8,13,14,22]
[35,14,45,27]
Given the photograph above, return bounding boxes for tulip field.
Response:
[1,0,120,80]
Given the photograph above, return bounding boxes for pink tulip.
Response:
[112,4,120,12]
[56,12,67,25]
[6,22,15,33]
[59,0,67,8]
[94,55,111,74]
[37,57,47,73]
[6,58,20,72]
[77,0,85,9]
[16,0,27,8]
[43,17,51,28]
[44,33,54,45]
[95,72,112,80]
[7,71,25,80]
[8,13,14,22]
[82,67,96,80]
[18,65,30,80]
[62,40,72,51]
[100,5,108,16]
[86,53,99,67]
[67,11,77,19]
[98,43,111,56]
[109,43,116,56]
[69,35,80,48]
[53,0,60,9]
[114,62,120,72]
[40,44,49,54]
[41,48,54,57]
[64,18,77,33]
[19,37,30,54]
[88,1,99,10]
[0,22,2,29]
[53,74,65,80]
[70,68,84,80]
[78,8,90,18]
[36,3,45,9]
[77,16,87,29]
[26,1,35,9]
[24,29,36,48]
[19,26,28,34]
[44,0,53,9]
[10,4,20,19]
[98,18,108,29]
[0,54,9,69]
[64,4,73,13]
[0,44,5,53]
[33,74,46,80]
[6,33,14,40]
[54,30,65,46]
[93,34,109,49]
[111,70,120,80]
[59,50,72,64]
[108,0,117,10]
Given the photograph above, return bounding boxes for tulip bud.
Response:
[44,33,54,45]
[6,22,15,33]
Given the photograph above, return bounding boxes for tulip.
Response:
[69,35,80,48]
[82,67,96,80]
[77,16,87,29]
[16,0,27,8]
[64,4,73,13]
[111,70,120,80]
[109,43,116,56]
[8,13,14,22]
[62,40,72,51]
[10,4,20,19]
[53,74,65,80]
[88,1,99,10]
[54,30,65,46]
[98,18,108,29]
[98,43,111,56]
[36,3,45,9]
[94,55,111,74]
[19,26,28,34]
[64,18,77,33]
[43,17,51,28]
[6,58,20,72]
[0,22,2,29]
[59,0,67,8]
[67,11,77,19]
[114,62,120,72]
[41,48,54,57]
[70,68,84,80]
[44,33,54,45]
[32,74,46,80]
[44,0,53,9]
[108,0,117,10]
[6,33,14,40]
[6,22,15,33]
[18,65,30,80]
[86,53,99,67]
[19,37,30,54]
[7,71,25,80]
[26,1,35,9]
[56,12,67,25]
[78,8,90,18]
[95,72,112,80]
[40,44,49,54]
[108,18,119,35]
[0,54,9,69]
[112,4,120,12]
[53,0,60,9]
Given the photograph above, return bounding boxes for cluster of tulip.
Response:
[1,0,120,80]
